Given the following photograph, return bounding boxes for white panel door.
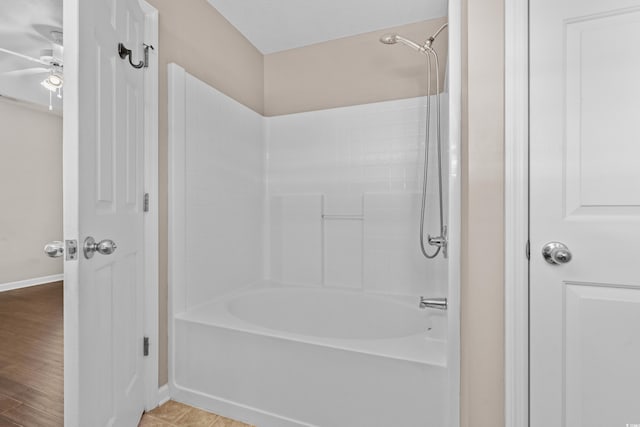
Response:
[64,0,148,425]
[530,0,640,426]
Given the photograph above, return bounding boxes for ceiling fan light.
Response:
[49,74,63,86]
[41,73,64,92]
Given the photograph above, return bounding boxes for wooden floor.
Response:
[0,282,64,427]
[0,282,252,427]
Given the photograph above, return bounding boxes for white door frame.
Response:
[140,0,161,411]
[504,0,530,425]
[62,0,160,419]
[447,0,462,425]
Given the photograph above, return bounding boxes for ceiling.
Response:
[0,0,63,111]
[0,0,447,108]
[206,0,448,54]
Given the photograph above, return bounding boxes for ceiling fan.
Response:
[0,30,64,109]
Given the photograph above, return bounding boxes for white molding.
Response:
[447,0,462,425]
[504,0,530,425]
[0,274,64,293]
[62,0,81,423]
[157,384,171,406]
[140,0,160,412]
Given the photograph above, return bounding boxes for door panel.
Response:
[65,0,148,425]
[564,282,640,427]
[564,9,640,216]
[530,0,640,425]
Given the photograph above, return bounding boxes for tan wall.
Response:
[0,98,63,284]
[264,18,448,116]
[145,0,264,386]
[460,0,505,425]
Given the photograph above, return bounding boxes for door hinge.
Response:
[525,240,531,260]
[143,336,150,357]
[143,193,150,212]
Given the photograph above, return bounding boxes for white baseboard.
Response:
[171,384,314,427]
[158,384,171,406]
[0,274,64,293]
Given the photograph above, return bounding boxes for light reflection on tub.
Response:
[227,287,430,340]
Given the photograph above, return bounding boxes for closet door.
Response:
[529,0,640,425]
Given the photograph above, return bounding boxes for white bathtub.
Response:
[171,283,448,427]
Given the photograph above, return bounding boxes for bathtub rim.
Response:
[175,281,447,367]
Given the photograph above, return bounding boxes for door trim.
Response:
[140,0,160,411]
[504,0,529,425]
[447,0,462,425]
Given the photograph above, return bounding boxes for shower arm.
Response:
[423,23,448,49]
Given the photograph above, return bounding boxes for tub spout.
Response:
[419,297,447,310]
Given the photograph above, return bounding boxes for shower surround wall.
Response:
[172,68,448,308]
[266,97,448,295]
[170,69,265,311]
[170,65,449,425]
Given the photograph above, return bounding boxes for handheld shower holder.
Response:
[428,226,448,258]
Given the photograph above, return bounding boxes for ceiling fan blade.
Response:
[0,47,49,66]
[2,67,50,77]
[52,44,64,63]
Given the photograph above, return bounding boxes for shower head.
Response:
[379,33,425,52]
[380,24,448,53]
[379,33,399,44]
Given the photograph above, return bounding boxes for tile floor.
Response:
[140,400,254,427]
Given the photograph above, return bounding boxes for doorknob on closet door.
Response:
[542,241,572,265]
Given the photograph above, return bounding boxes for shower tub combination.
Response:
[173,284,447,426]
[169,21,456,424]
